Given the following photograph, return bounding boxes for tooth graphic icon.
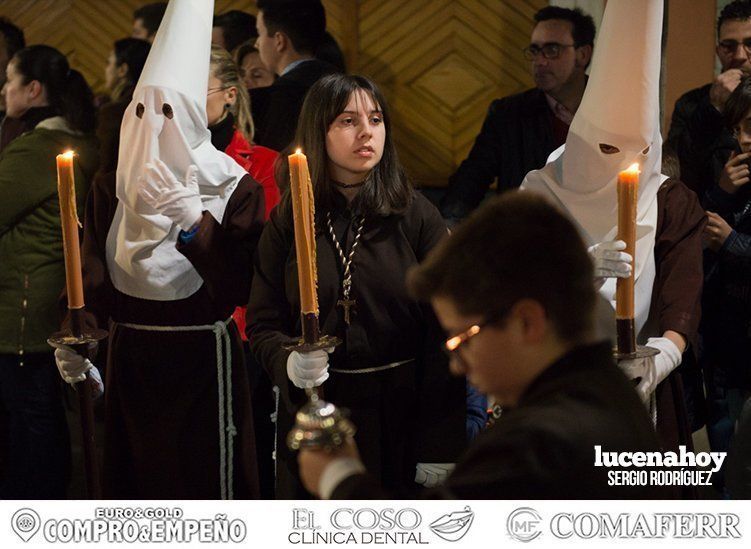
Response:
[12,509,40,542]
[430,506,475,542]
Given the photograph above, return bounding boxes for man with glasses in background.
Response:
[439,6,595,226]
[668,0,751,197]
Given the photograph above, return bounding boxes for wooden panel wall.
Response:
[0,0,544,187]
[355,0,544,185]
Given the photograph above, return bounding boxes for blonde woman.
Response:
[208,45,279,217]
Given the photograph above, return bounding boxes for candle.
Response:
[616,162,639,319]
[615,162,639,354]
[56,150,85,310]
[288,149,319,316]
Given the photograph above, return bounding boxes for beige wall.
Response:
[664,0,717,133]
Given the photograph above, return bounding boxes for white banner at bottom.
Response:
[0,500,747,548]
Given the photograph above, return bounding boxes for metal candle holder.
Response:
[287,390,356,451]
[48,308,107,499]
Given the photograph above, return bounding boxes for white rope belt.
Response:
[116,317,236,500]
[329,358,415,374]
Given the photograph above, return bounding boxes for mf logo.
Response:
[507,507,542,542]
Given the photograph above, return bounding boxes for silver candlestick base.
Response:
[287,390,356,451]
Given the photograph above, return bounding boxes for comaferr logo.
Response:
[550,513,741,539]
[429,506,475,542]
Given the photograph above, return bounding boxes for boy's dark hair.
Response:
[278,73,412,219]
[316,31,346,73]
[213,10,257,54]
[724,75,751,131]
[113,38,151,85]
[534,6,596,48]
[256,0,326,55]
[133,2,168,37]
[0,17,25,59]
[408,192,595,342]
[718,0,751,36]
[13,45,95,133]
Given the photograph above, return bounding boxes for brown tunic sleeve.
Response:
[177,174,266,312]
[63,172,265,331]
[652,178,706,348]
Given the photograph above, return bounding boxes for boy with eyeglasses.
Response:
[439,6,595,227]
[297,193,664,500]
[701,76,751,445]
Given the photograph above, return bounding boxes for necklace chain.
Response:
[326,212,365,324]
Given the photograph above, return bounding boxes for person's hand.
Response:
[49,342,104,397]
[138,159,203,232]
[588,240,632,289]
[705,211,733,251]
[415,463,455,488]
[298,437,361,498]
[710,68,744,112]
[617,336,682,403]
[718,151,751,194]
[286,348,332,389]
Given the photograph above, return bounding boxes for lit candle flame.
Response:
[295,148,302,154]
[62,150,75,159]
[625,162,640,174]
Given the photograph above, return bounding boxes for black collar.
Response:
[209,112,235,151]
[21,106,60,129]
[518,341,615,406]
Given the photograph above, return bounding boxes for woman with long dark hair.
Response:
[247,73,466,498]
[0,45,98,497]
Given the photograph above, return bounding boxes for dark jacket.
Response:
[701,182,751,390]
[666,84,736,196]
[0,115,99,354]
[439,88,558,224]
[332,342,666,499]
[253,59,338,152]
[0,115,27,153]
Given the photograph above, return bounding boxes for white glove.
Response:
[286,349,332,389]
[415,463,455,488]
[50,343,104,398]
[618,337,682,402]
[138,159,203,232]
[588,240,632,283]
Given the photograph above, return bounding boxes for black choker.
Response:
[332,180,366,189]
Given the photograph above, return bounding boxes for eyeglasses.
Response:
[444,310,507,358]
[207,86,228,95]
[718,39,751,56]
[523,43,577,60]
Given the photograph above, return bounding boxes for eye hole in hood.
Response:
[599,143,620,154]
[162,103,174,119]
[136,103,145,119]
